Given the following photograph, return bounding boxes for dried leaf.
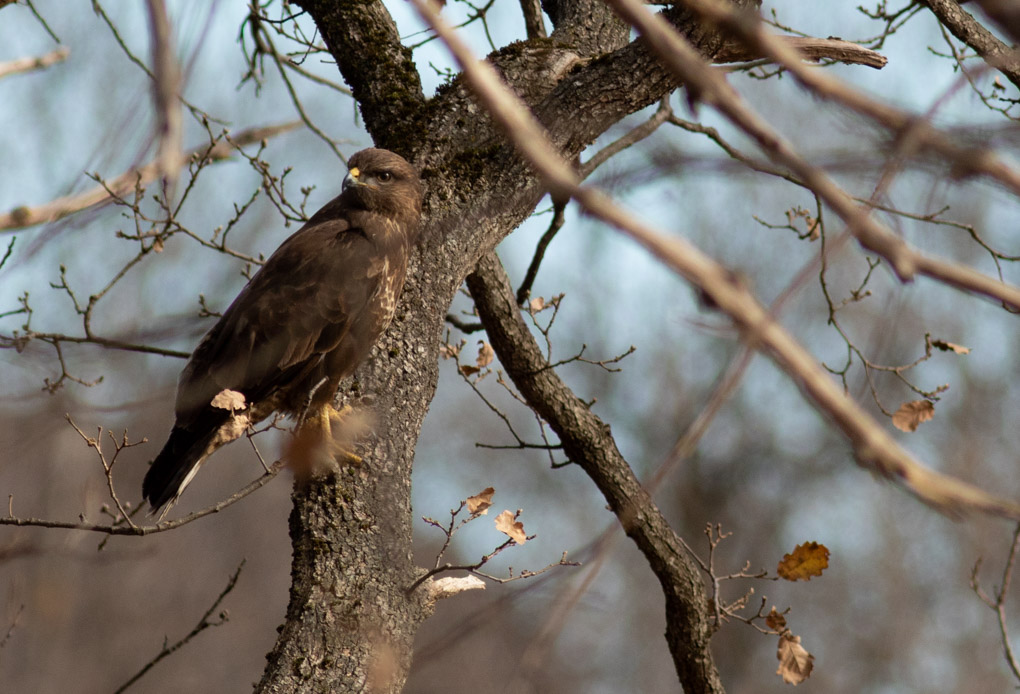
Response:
[476,341,495,369]
[777,542,830,581]
[466,487,495,515]
[440,340,463,360]
[529,296,545,313]
[210,389,246,411]
[765,607,786,631]
[892,400,935,432]
[153,237,164,253]
[776,632,814,685]
[495,509,526,545]
[459,364,480,377]
[931,339,970,355]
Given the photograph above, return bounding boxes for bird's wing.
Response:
[173,213,382,424]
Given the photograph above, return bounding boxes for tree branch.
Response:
[0,47,69,81]
[606,0,1020,309]
[291,0,425,152]
[411,0,1020,520]
[715,36,888,69]
[466,252,724,694]
[923,0,1020,89]
[0,460,286,536]
[0,122,301,232]
[113,561,244,694]
[664,0,1020,196]
[519,0,547,39]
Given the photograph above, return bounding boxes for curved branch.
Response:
[466,252,723,694]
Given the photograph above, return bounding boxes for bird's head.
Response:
[341,148,423,222]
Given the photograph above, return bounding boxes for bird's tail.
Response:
[143,425,219,518]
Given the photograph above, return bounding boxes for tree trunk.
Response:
[258,0,758,690]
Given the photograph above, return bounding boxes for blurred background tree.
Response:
[1,0,1019,692]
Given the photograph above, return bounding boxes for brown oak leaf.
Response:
[892,400,935,432]
[476,341,495,369]
[776,632,814,685]
[495,509,526,545]
[466,487,495,515]
[777,542,830,581]
[765,607,786,631]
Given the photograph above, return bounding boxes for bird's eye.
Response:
[377,172,393,182]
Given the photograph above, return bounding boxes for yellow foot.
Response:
[289,404,365,477]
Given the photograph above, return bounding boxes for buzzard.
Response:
[143,148,423,515]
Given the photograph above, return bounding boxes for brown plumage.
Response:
[143,148,423,515]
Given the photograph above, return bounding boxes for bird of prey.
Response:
[142,148,423,516]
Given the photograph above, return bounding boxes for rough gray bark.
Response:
[257,0,758,691]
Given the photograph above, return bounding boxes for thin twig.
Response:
[112,560,245,694]
[0,47,69,81]
[0,122,301,231]
[0,460,286,535]
[971,523,1020,684]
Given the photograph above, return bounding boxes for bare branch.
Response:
[515,201,566,305]
[0,603,24,657]
[112,561,244,694]
[610,0,1020,310]
[411,0,1020,520]
[580,96,674,178]
[668,0,1020,197]
[715,36,888,69]
[923,0,1020,88]
[519,0,547,39]
[0,459,286,536]
[0,122,301,232]
[145,0,184,190]
[971,523,1020,684]
[0,47,69,81]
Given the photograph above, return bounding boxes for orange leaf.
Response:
[495,509,527,545]
[777,542,829,581]
[892,400,935,432]
[466,487,494,515]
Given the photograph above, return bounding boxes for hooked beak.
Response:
[342,166,360,192]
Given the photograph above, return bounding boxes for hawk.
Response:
[143,148,423,515]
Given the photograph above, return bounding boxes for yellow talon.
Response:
[289,403,364,477]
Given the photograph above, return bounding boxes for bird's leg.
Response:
[294,402,363,471]
[296,376,331,428]
[321,402,363,466]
